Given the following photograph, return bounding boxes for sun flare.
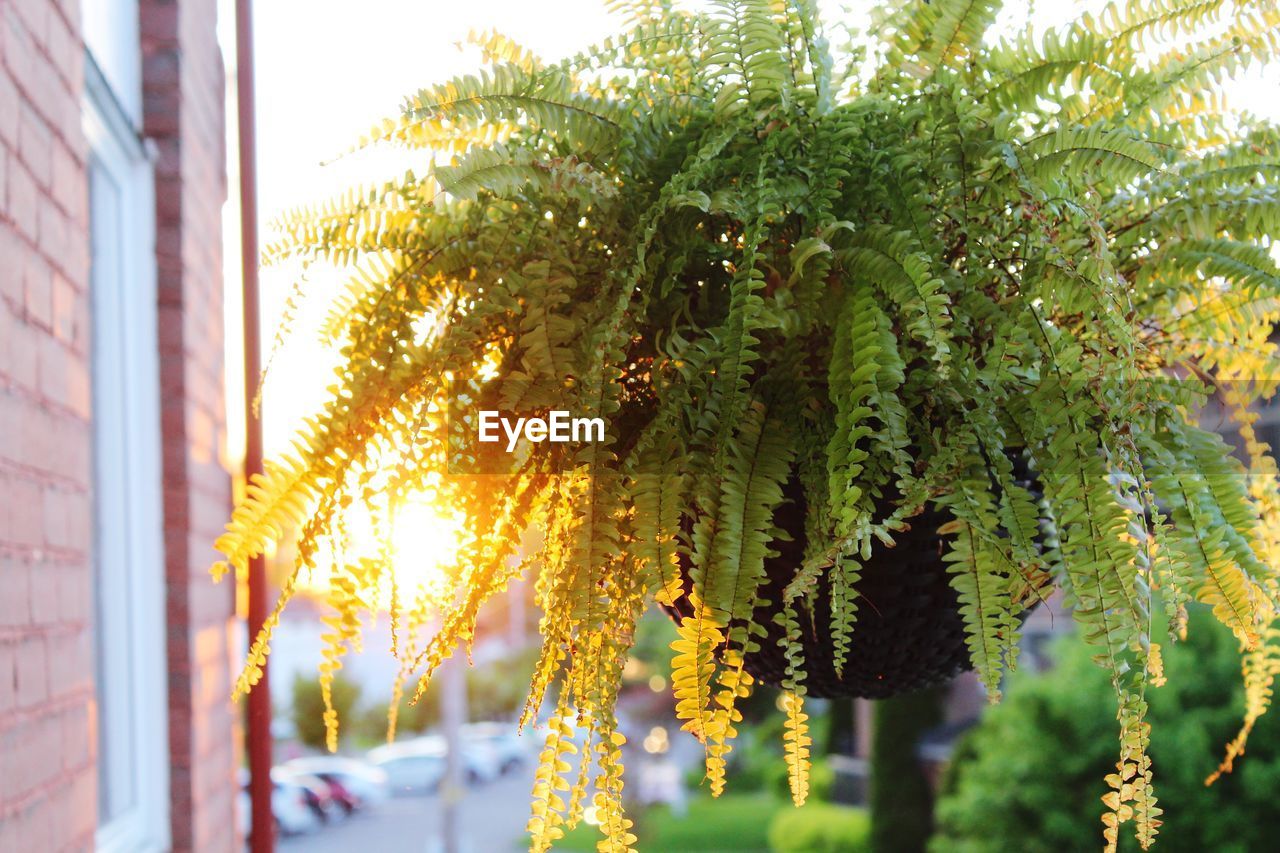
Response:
[389,498,465,596]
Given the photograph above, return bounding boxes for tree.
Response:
[872,688,945,852]
[291,672,361,752]
[935,606,1280,853]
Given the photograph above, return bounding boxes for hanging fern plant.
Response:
[216,1,1280,850]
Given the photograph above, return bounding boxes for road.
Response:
[280,768,535,853]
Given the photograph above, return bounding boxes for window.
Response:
[84,50,170,852]
[81,0,142,126]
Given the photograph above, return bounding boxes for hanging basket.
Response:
[664,476,1040,699]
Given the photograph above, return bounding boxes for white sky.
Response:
[216,0,1280,464]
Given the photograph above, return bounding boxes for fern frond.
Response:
[671,596,725,744]
[840,228,953,371]
[899,0,1003,79]
[1022,125,1165,184]
[780,690,811,806]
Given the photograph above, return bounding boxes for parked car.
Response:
[274,777,323,835]
[369,733,502,790]
[281,755,390,811]
[308,772,359,815]
[368,742,447,795]
[237,769,322,837]
[272,768,343,823]
[463,722,534,774]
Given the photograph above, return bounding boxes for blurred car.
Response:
[368,742,447,795]
[272,768,343,823]
[327,775,362,814]
[281,755,390,811]
[237,769,322,837]
[273,777,323,835]
[369,733,502,790]
[463,722,535,774]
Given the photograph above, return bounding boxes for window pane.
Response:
[89,158,138,824]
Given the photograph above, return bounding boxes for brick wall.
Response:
[0,0,235,849]
[0,0,97,848]
[138,0,238,850]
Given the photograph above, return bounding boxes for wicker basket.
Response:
[663,478,1027,699]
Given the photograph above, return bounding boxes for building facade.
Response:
[0,0,237,849]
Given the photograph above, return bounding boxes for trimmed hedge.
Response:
[767,803,871,853]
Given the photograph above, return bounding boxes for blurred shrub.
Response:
[765,755,835,803]
[934,606,1280,852]
[468,645,538,720]
[559,794,780,851]
[348,688,436,744]
[291,672,361,751]
[703,697,834,795]
[344,648,540,745]
[629,611,680,682]
[767,802,870,853]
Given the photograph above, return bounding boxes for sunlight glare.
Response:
[390,498,465,596]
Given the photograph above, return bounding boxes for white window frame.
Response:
[84,56,170,853]
[81,0,142,126]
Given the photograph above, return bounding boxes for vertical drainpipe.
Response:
[234,0,273,849]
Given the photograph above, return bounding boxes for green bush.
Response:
[767,803,870,853]
[347,689,435,745]
[766,756,835,803]
[711,701,835,796]
[556,794,780,852]
[934,606,1280,852]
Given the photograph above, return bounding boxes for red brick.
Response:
[13,636,47,708]
[6,474,42,548]
[20,251,51,329]
[43,7,79,95]
[0,643,14,715]
[37,198,72,267]
[2,9,39,102]
[49,140,82,223]
[0,801,49,853]
[2,310,40,390]
[46,628,90,698]
[17,102,51,188]
[28,559,62,625]
[7,155,38,241]
[0,226,23,303]
[7,396,48,473]
[0,0,100,844]
[0,806,15,851]
[46,414,90,487]
[36,332,64,404]
[40,487,77,551]
[10,0,48,48]
[0,63,19,148]
[49,268,76,343]
[38,334,88,415]
[0,559,31,627]
[60,698,92,772]
[64,766,96,843]
[0,143,9,214]
[50,0,79,35]
[0,301,14,378]
[56,555,90,623]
